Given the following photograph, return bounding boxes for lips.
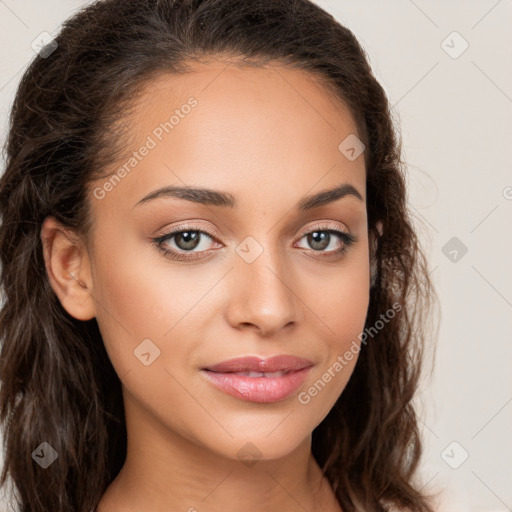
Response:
[203,354,314,374]
[201,355,314,403]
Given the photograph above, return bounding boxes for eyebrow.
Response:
[133,182,364,210]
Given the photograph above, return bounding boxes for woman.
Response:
[0,1,437,511]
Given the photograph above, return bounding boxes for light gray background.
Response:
[1,1,511,511]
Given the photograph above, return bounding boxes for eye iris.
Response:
[175,231,201,251]
[308,231,330,251]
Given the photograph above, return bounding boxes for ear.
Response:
[40,216,96,321]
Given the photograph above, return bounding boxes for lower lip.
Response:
[200,367,312,403]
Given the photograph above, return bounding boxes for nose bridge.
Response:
[226,235,300,334]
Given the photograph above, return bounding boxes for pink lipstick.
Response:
[201,355,313,403]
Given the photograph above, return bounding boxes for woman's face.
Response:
[68,62,370,461]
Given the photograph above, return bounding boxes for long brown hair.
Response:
[0,1,438,511]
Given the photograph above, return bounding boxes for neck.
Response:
[96,389,340,512]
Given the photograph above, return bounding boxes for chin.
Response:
[202,425,313,464]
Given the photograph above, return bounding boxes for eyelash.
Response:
[151,222,357,262]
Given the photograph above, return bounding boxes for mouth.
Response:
[212,370,292,378]
[202,354,314,374]
[200,355,314,403]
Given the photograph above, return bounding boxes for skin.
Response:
[41,59,380,512]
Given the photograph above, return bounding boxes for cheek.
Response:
[302,255,370,408]
[321,277,369,337]
[89,234,173,373]
[91,255,210,448]
[91,233,217,378]
[307,249,370,345]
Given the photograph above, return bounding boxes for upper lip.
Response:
[203,355,314,373]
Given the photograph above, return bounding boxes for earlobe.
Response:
[40,216,96,321]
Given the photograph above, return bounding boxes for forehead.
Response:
[129,60,361,144]
[92,60,366,215]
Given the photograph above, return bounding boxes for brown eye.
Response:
[295,226,357,256]
[306,231,331,251]
[173,231,202,251]
[152,226,219,262]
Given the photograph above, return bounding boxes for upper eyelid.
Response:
[157,219,351,239]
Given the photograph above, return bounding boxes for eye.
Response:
[152,223,220,262]
[294,223,357,257]
[152,222,357,262]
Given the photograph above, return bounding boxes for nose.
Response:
[224,243,302,337]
